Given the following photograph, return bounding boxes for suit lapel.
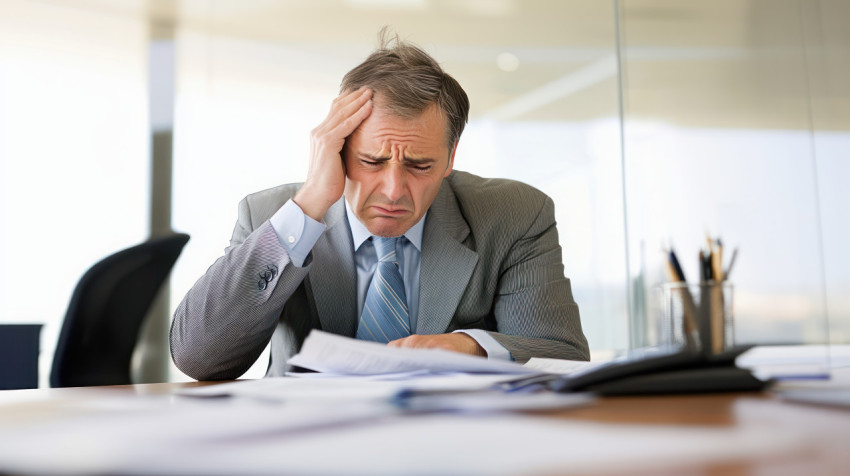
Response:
[309,198,358,336]
[416,180,479,335]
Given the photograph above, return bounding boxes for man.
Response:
[170,33,588,381]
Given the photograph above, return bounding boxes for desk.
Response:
[1,380,848,475]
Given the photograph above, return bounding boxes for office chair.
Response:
[50,233,189,388]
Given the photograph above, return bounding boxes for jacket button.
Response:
[257,279,267,291]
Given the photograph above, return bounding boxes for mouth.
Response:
[371,205,410,217]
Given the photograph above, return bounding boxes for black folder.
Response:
[551,346,771,396]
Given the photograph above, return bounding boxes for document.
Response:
[287,330,538,375]
[778,388,850,408]
[178,373,593,413]
[395,390,594,413]
[736,345,834,379]
[0,393,396,475]
[178,373,525,402]
[132,413,804,476]
[523,357,608,374]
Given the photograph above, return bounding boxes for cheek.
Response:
[413,177,442,208]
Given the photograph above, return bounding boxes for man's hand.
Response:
[294,87,373,221]
[387,333,487,357]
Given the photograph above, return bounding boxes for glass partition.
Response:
[616,0,849,369]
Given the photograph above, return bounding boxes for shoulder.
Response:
[442,170,555,240]
[445,170,551,216]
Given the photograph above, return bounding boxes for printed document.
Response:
[287,330,537,375]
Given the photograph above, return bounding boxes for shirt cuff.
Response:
[453,329,513,361]
[269,199,326,268]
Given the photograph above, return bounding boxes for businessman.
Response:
[170,33,589,381]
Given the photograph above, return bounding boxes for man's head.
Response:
[340,30,470,238]
[340,30,470,149]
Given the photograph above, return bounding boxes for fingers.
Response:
[388,335,436,349]
[385,334,486,357]
[330,93,373,139]
[387,335,448,350]
[316,87,372,137]
[295,87,373,221]
[386,338,404,348]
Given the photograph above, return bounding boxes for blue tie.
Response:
[356,237,411,343]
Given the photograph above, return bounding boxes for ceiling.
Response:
[17,0,850,130]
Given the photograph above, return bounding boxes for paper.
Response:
[178,373,526,403]
[395,390,594,413]
[0,393,396,475]
[287,330,537,375]
[523,357,608,374]
[128,414,805,475]
[778,388,850,408]
[737,345,833,379]
[0,377,826,476]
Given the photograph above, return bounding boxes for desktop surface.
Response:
[1,377,848,475]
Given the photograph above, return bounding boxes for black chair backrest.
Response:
[50,233,189,388]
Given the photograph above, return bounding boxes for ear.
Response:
[444,142,457,178]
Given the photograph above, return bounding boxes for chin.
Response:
[369,228,407,239]
[366,219,410,238]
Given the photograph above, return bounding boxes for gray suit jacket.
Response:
[170,170,588,380]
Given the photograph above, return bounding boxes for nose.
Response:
[380,162,407,203]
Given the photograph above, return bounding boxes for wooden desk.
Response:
[1,381,848,475]
[550,392,849,475]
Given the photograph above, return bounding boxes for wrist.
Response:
[458,333,486,357]
[293,186,336,221]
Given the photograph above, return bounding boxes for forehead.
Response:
[350,102,448,153]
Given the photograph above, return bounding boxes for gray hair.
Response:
[340,28,470,149]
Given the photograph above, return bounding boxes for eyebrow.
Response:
[357,152,436,165]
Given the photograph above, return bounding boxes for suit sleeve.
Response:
[485,196,590,363]
[169,197,312,381]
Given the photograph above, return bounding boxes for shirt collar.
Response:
[344,199,425,252]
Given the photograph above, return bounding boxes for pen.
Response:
[669,248,687,282]
[711,238,724,282]
[666,248,698,350]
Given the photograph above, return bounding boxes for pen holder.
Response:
[660,282,734,355]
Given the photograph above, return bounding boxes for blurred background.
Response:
[1,0,847,385]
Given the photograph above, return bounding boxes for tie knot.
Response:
[373,237,399,263]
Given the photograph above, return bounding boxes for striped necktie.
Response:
[356,237,411,343]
